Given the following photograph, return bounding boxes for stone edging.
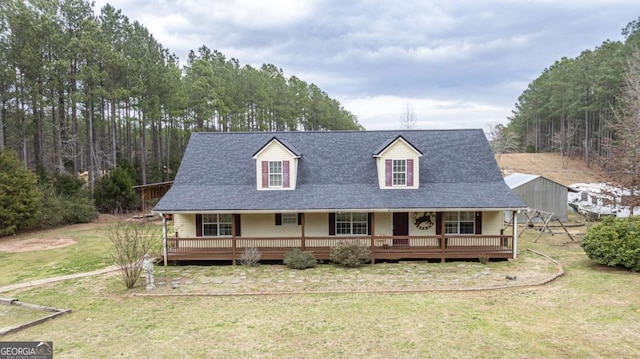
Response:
[131,248,565,298]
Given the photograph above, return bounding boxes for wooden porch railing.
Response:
[166,235,513,262]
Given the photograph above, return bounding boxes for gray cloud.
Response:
[95,0,638,130]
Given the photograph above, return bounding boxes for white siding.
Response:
[304,213,330,237]
[242,213,302,237]
[376,140,420,189]
[374,212,393,236]
[174,213,196,238]
[482,211,504,235]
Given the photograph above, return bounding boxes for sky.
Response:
[93,0,639,131]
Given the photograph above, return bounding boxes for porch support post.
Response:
[513,210,518,259]
[370,212,376,264]
[301,213,306,250]
[162,214,168,267]
[232,214,237,265]
[440,213,446,263]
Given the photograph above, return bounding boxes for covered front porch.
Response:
[159,211,518,264]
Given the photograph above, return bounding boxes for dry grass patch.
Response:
[2,219,639,358]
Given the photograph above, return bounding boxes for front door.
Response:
[393,212,409,246]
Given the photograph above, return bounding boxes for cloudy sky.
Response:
[93,0,638,131]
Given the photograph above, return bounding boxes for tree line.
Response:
[497,17,640,213]
[0,0,362,194]
[503,17,640,170]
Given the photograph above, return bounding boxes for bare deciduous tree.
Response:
[400,104,417,129]
[605,46,640,215]
[109,221,161,289]
[486,123,519,162]
[551,121,579,169]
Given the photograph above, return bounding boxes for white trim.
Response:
[155,207,527,215]
[269,160,283,188]
[373,136,423,157]
[252,138,301,159]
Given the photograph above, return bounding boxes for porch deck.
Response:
[165,235,513,263]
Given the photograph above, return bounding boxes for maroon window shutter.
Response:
[475,211,482,234]
[329,213,336,236]
[385,159,392,186]
[261,161,269,188]
[234,214,241,236]
[195,214,202,237]
[297,213,303,225]
[283,160,290,188]
[435,212,443,235]
[367,212,373,235]
[407,159,414,186]
[275,213,282,226]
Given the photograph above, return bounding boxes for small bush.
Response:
[283,248,317,269]
[330,241,371,268]
[581,216,640,272]
[0,150,42,236]
[239,247,261,266]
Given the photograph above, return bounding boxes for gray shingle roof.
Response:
[154,130,527,212]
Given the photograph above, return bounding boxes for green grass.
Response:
[0,221,161,286]
[2,217,640,358]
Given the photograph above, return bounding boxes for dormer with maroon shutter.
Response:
[252,137,301,190]
[373,135,422,189]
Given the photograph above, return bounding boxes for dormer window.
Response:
[375,136,420,189]
[384,158,415,187]
[254,137,299,190]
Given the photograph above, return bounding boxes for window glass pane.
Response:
[445,212,458,221]
[460,211,475,221]
[459,222,475,234]
[219,214,232,223]
[203,214,216,223]
[445,223,458,234]
[336,212,350,221]
[282,213,297,225]
[269,161,282,187]
[352,213,367,221]
[219,223,232,236]
[203,223,217,236]
[392,159,406,186]
[352,222,367,234]
[336,223,351,235]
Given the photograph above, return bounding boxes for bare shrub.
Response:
[239,247,261,266]
[109,221,160,289]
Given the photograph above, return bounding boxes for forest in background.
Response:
[0,0,362,194]
[503,17,640,170]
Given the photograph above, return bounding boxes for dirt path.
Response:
[0,237,76,252]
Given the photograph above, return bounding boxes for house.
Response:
[504,173,572,222]
[154,130,527,264]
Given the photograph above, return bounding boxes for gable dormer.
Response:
[253,137,301,190]
[373,135,422,189]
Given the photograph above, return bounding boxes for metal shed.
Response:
[504,173,571,222]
